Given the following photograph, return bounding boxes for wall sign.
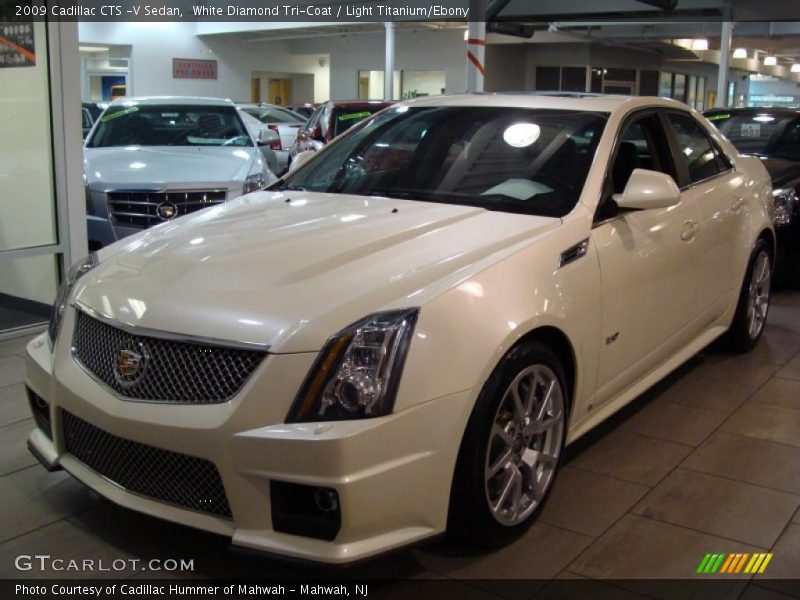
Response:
[0,21,36,68]
[172,58,217,80]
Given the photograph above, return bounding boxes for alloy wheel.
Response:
[747,250,771,340]
[484,364,565,526]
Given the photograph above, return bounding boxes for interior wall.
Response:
[78,22,330,102]
[292,27,466,100]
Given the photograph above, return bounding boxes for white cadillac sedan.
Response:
[26,94,774,563]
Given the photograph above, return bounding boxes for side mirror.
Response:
[289,150,316,172]
[311,124,324,142]
[613,169,681,211]
[257,128,280,146]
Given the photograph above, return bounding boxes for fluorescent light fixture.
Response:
[792,63,800,73]
[764,55,777,66]
[733,48,747,59]
[79,46,109,53]
[691,39,709,51]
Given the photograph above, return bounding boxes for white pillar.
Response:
[384,22,395,100]
[466,21,486,93]
[717,21,733,108]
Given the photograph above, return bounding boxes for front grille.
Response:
[27,388,52,440]
[62,410,232,518]
[72,310,266,404]
[108,189,227,229]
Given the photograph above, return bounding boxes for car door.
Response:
[590,110,708,404]
[664,111,749,318]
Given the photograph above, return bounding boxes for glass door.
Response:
[0,19,63,337]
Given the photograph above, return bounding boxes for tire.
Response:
[447,342,568,547]
[727,239,773,352]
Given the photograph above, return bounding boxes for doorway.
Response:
[268,78,291,106]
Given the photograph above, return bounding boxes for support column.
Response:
[717,21,733,108]
[466,0,486,92]
[384,22,395,100]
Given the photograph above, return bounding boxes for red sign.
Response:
[172,58,217,80]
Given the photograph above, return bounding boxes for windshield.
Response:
[332,106,388,137]
[87,104,252,148]
[276,106,608,218]
[707,112,794,156]
[243,106,305,124]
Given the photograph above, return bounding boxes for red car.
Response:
[289,100,394,164]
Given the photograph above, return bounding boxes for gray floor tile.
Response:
[0,466,98,544]
[684,431,800,495]
[413,522,592,598]
[777,355,800,382]
[743,332,800,366]
[632,469,799,548]
[0,355,25,388]
[754,525,800,597]
[750,378,800,411]
[739,585,800,600]
[695,355,781,389]
[569,430,692,487]
[0,383,31,427]
[0,519,140,579]
[0,419,36,476]
[648,369,756,414]
[0,336,32,359]
[724,403,800,448]
[620,400,727,446]
[539,466,649,537]
[568,514,759,599]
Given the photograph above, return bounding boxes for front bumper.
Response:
[25,317,471,563]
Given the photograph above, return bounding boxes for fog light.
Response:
[270,481,341,541]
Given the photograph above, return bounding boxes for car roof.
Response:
[327,100,395,109]
[108,96,236,107]
[400,93,689,115]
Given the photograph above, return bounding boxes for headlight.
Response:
[47,253,98,350]
[287,308,419,422]
[772,188,797,226]
[243,173,267,194]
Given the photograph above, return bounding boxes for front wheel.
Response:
[727,240,772,352]
[448,342,567,546]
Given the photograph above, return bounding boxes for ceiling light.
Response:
[79,46,109,53]
[792,63,800,73]
[733,48,747,59]
[764,55,777,66]
[691,39,709,51]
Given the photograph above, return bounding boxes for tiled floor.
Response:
[1,293,800,598]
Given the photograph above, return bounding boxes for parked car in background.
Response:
[30,95,774,564]
[705,107,800,283]
[84,96,276,250]
[285,102,316,119]
[289,100,394,166]
[238,103,306,175]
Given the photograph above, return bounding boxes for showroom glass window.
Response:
[666,113,729,184]
[87,105,252,147]
[279,106,608,218]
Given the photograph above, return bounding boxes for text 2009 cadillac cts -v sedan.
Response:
[26,94,774,563]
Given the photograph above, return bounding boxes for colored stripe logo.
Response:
[696,553,773,574]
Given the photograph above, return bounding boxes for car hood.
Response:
[759,156,800,189]
[84,146,259,190]
[75,191,560,353]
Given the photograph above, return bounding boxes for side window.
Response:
[306,106,322,131]
[666,113,725,185]
[596,113,676,222]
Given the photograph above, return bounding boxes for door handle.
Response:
[681,220,700,241]
[731,197,746,212]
